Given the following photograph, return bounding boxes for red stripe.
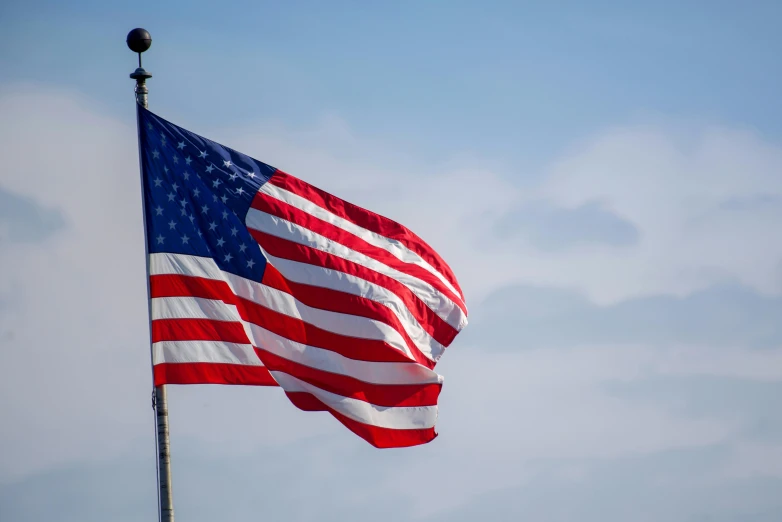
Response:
[285,392,437,448]
[151,318,250,344]
[151,273,236,302]
[267,170,464,300]
[251,192,466,315]
[258,350,441,407]
[151,273,423,365]
[249,228,457,351]
[154,362,277,386]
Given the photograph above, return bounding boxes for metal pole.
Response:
[127,28,175,522]
[155,385,174,522]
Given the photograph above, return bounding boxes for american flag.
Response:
[139,106,468,448]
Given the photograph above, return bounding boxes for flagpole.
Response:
[128,28,175,522]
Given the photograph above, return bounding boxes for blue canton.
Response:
[139,105,276,282]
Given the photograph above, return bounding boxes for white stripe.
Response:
[150,252,444,361]
[152,296,440,385]
[151,252,218,279]
[152,296,239,322]
[153,340,263,366]
[260,183,464,301]
[246,208,467,331]
[271,372,438,430]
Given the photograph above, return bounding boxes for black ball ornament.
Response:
[127,28,152,53]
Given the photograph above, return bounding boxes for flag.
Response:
[139,106,468,448]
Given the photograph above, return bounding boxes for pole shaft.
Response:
[156,385,175,522]
[132,69,175,522]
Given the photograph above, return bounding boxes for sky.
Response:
[1,1,781,521]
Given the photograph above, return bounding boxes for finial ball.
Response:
[127,28,152,53]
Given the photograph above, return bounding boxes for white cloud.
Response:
[722,442,782,479]
[527,124,782,303]
[1,85,781,521]
[0,86,150,478]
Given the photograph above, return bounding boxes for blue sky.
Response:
[3,1,781,168]
[1,1,782,521]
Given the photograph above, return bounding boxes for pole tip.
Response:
[126,28,152,54]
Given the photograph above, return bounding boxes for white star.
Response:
[212,194,218,202]
[239,243,247,252]
[147,122,153,130]
[208,221,218,231]
[246,259,255,268]
[229,172,239,181]
[216,237,226,247]
[173,156,179,164]
[193,188,200,198]
[223,253,233,262]
[153,177,163,187]
[181,234,190,244]
[180,198,188,207]
[154,206,164,216]
[177,141,186,150]
[199,150,208,158]
[247,171,256,179]
[152,150,160,159]
[156,234,165,244]
[197,230,203,238]
[236,187,245,196]
[201,204,210,214]
[168,220,177,230]
[164,166,169,174]
[206,164,215,174]
[180,208,187,217]
[221,195,229,204]
[211,179,221,188]
[189,214,195,223]
[167,193,176,202]
[223,160,232,168]
[185,156,192,166]
[172,183,179,191]
[230,227,238,237]
[183,171,190,181]
[161,136,166,146]
[221,210,229,220]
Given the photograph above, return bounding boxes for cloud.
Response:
[519,124,782,303]
[494,199,640,250]
[1,84,781,521]
[720,194,782,212]
[603,375,782,425]
[0,187,65,244]
[0,443,157,522]
[0,362,782,522]
[466,283,782,350]
[425,446,782,522]
[0,86,143,475]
